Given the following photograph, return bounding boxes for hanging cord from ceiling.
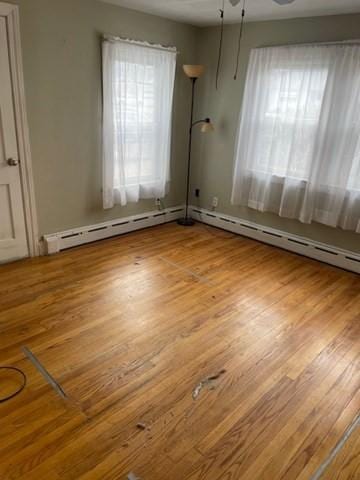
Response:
[234,0,246,80]
[215,0,225,90]
[0,366,27,403]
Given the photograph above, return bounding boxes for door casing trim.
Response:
[1,2,39,256]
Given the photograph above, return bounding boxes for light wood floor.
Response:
[0,222,359,480]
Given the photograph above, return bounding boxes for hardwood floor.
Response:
[0,222,359,480]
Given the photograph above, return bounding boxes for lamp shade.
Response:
[201,121,215,133]
[183,64,205,79]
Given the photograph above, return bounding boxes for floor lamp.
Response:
[178,65,214,227]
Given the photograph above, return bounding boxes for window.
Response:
[102,38,176,208]
[232,44,360,232]
[259,65,328,179]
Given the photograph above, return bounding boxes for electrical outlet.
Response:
[212,196,219,208]
[195,188,200,197]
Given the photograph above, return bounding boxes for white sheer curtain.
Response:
[232,43,360,233]
[102,39,176,208]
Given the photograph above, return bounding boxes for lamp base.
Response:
[177,217,195,227]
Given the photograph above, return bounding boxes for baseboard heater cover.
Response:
[189,206,360,274]
[43,206,185,254]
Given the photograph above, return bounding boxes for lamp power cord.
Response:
[0,366,27,403]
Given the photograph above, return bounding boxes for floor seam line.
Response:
[159,256,216,286]
[22,346,68,399]
[309,411,360,480]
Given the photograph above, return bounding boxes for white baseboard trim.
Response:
[43,206,185,254]
[42,204,360,274]
[190,206,360,274]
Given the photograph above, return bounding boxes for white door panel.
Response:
[0,16,28,263]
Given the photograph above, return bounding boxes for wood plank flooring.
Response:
[0,222,359,480]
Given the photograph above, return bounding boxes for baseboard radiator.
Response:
[190,206,360,274]
[43,204,359,274]
[43,206,185,254]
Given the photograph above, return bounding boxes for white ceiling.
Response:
[99,0,360,26]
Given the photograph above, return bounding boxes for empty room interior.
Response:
[1,0,360,478]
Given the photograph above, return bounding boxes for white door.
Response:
[0,16,28,263]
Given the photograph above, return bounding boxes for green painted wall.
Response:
[10,0,197,235]
[193,14,360,252]
[7,1,360,251]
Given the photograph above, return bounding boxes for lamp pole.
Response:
[178,65,213,227]
[180,77,197,226]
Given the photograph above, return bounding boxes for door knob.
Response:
[7,158,19,166]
